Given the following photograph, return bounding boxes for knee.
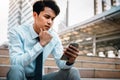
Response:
[70,67,79,73]
[69,67,80,76]
[7,65,24,76]
[68,68,81,80]
[7,65,25,80]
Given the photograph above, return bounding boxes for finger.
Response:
[39,28,43,33]
[69,45,79,52]
[63,48,67,53]
[64,51,77,58]
[66,48,79,56]
[39,28,43,37]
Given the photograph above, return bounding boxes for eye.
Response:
[44,15,50,19]
[44,14,55,21]
[52,17,55,21]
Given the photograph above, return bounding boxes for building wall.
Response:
[59,0,120,57]
[8,0,21,29]
[58,0,120,32]
[8,0,34,29]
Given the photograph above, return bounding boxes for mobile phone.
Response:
[60,43,79,61]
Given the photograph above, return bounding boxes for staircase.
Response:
[0,48,10,80]
[0,48,120,80]
[45,54,120,80]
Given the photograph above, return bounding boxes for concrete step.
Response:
[48,54,120,63]
[44,66,120,78]
[74,60,120,69]
[0,49,9,56]
[0,77,6,80]
[0,65,10,77]
[1,49,120,63]
[1,48,120,63]
[81,78,120,80]
[1,49,120,79]
[77,55,120,63]
[1,55,120,70]
[1,65,120,79]
[0,56,10,65]
[45,58,120,69]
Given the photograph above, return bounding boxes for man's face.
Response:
[33,7,56,32]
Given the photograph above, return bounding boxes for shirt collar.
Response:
[29,24,39,39]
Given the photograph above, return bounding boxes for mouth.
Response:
[45,26,50,30]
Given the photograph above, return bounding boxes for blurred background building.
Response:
[58,0,120,58]
[8,0,34,29]
[1,0,120,58]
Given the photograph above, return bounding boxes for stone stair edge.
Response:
[47,55,120,60]
[0,56,120,65]
[46,58,120,64]
[0,65,11,67]
[81,78,120,80]
[0,55,9,58]
[44,66,120,71]
[1,65,120,71]
[1,52,120,61]
[0,77,6,80]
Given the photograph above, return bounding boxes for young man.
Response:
[7,0,80,80]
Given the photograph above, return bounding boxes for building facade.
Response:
[59,0,120,58]
[8,0,34,29]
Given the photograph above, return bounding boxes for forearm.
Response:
[52,42,73,69]
[9,42,43,66]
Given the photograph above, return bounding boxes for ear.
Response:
[33,12,38,18]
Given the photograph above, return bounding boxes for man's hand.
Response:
[39,29,52,47]
[64,45,79,64]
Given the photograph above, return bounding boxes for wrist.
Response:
[66,61,74,65]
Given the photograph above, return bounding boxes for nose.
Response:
[47,19,53,25]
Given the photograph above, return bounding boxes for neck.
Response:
[33,24,39,35]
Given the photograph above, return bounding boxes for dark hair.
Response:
[33,0,60,16]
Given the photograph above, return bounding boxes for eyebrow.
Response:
[44,13,55,19]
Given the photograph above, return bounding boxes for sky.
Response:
[68,0,94,26]
[0,0,9,45]
[54,0,94,30]
[0,0,93,45]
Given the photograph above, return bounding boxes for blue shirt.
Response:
[8,24,73,76]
